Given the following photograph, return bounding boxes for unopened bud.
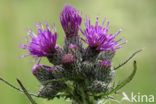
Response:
[69,44,78,51]
[32,64,55,85]
[61,54,76,66]
[101,60,111,68]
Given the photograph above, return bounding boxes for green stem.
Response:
[72,79,96,104]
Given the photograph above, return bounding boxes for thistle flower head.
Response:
[81,16,126,51]
[61,54,76,66]
[20,22,58,59]
[69,44,78,51]
[60,5,82,37]
[32,64,54,75]
[32,64,55,85]
[101,60,111,68]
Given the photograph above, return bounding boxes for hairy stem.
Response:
[17,79,37,104]
[0,77,38,97]
[72,79,96,104]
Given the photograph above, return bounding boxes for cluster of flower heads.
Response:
[20,5,125,60]
[20,4,127,102]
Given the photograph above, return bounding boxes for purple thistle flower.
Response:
[20,22,59,59]
[81,16,127,51]
[101,60,111,67]
[60,5,82,37]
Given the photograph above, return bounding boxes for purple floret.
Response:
[60,5,82,37]
[32,64,54,74]
[20,22,58,59]
[69,44,78,50]
[81,16,127,51]
[101,60,111,67]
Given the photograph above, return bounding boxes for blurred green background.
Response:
[0,0,156,104]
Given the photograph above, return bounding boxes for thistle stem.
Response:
[71,79,96,104]
[17,79,37,104]
[0,77,38,97]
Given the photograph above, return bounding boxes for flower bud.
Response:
[61,54,76,66]
[60,5,82,37]
[69,44,78,51]
[101,60,111,68]
[38,82,66,99]
[88,80,108,93]
[32,64,55,85]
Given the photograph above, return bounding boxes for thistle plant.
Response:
[0,5,142,104]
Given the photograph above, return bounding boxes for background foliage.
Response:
[0,0,156,104]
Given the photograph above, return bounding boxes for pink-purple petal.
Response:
[20,22,58,59]
[81,16,126,51]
